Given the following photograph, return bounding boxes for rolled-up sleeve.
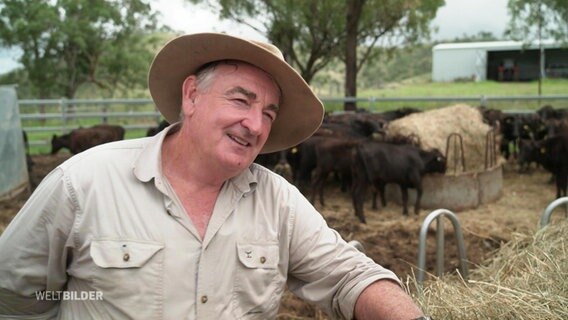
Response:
[0,168,76,317]
[287,192,400,320]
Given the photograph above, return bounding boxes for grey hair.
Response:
[194,61,224,91]
[196,60,282,96]
[178,60,282,119]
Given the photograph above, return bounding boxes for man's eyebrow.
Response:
[226,86,280,113]
[226,86,256,100]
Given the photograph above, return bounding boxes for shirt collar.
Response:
[133,122,177,183]
[133,122,258,193]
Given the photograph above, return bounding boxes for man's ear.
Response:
[181,75,198,115]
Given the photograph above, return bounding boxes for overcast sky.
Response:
[152,0,511,41]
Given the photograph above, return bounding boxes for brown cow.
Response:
[51,124,125,154]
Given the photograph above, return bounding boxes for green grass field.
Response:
[360,78,568,97]
[23,78,568,154]
[322,78,568,112]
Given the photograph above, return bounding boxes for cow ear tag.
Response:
[540,147,546,154]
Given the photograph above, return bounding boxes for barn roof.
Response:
[433,40,561,52]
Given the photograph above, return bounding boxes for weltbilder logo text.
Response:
[35,291,103,301]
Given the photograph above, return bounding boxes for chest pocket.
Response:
[233,242,282,319]
[89,239,164,319]
[91,240,163,268]
[236,243,279,269]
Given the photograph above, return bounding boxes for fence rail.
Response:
[18,94,568,150]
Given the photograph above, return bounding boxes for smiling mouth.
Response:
[228,134,251,147]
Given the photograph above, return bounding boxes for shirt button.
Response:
[123,253,130,262]
[260,256,266,264]
[201,295,208,303]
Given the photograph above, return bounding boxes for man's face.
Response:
[182,62,280,173]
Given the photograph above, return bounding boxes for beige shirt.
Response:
[0,126,399,320]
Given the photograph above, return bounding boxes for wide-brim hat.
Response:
[148,33,324,154]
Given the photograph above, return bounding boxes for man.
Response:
[0,33,427,319]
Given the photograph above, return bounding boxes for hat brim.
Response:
[148,33,324,154]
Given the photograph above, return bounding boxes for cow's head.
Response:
[51,133,70,154]
[424,149,447,174]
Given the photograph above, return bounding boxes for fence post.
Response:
[59,98,67,134]
[369,97,376,111]
[480,95,487,107]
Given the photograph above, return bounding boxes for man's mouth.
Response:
[228,134,251,147]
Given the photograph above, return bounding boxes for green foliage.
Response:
[194,0,345,83]
[0,0,163,99]
[188,0,444,111]
[506,0,568,43]
[358,45,432,87]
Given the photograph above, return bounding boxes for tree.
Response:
[506,0,568,43]
[506,0,568,94]
[0,0,161,99]
[189,0,442,110]
[342,0,442,110]
[197,0,345,84]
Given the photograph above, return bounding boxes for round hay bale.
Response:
[386,104,501,173]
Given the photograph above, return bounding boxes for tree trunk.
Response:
[344,0,364,111]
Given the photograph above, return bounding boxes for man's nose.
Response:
[241,109,264,136]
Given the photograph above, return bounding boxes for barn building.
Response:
[432,40,568,82]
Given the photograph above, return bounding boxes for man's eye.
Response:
[264,112,276,122]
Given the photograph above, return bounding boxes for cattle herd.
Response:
[488,105,568,198]
[38,104,567,224]
[258,104,568,223]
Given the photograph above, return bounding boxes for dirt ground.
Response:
[0,153,559,319]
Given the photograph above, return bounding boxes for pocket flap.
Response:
[236,243,279,269]
[91,239,164,268]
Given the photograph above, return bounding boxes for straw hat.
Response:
[148,33,324,154]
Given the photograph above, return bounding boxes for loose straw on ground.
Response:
[408,220,568,320]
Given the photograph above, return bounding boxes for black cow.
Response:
[544,118,568,137]
[51,124,125,154]
[478,106,503,128]
[293,136,328,192]
[517,134,568,198]
[254,150,294,182]
[517,139,539,172]
[500,112,546,159]
[146,120,170,136]
[293,120,382,192]
[537,105,568,121]
[310,137,360,206]
[324,112,385,138]
[379,107,422,122]
[351,141,446,223]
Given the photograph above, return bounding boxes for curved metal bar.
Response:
[417,209,469,287]
[485,129,497,169]
[540,197,568,228]
[445,133,466,174]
